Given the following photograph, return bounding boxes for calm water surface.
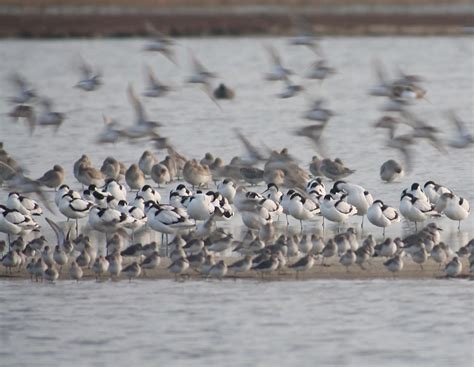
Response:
[0,278,473,367]
[0,37,473,366]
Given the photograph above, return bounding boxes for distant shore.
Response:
[0,4,473,37]
[1,257,471,281]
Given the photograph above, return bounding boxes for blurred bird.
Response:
[264,45,293,81]
[143,65,171,98]
[75,56,101,91]
[143,22,176,64]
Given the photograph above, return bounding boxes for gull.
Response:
[8,72,36,104]
[264,45,293,81]
[446,110,473,148]
[143,22,176,64]
[380,159,404,183]
[143,65,171,98]
[75,56,101,91]
[124,84,162,139]
[37,165,65,189]
[367,200,400,236]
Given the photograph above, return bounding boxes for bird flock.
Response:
[1,23,473,282]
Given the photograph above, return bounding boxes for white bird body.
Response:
[320,195,357,223]
[367,200,400,231]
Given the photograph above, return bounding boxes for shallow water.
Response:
[0,278,473,367]
[0,36,473,239]
[0,37,473,366]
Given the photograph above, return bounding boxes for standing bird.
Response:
[332,181,373,228]
[444,257,462,277]
[435,193,470,230]
[367,200,400,236]
[125,164,145,191]
[37,165,65,189]
[380,160,404,183]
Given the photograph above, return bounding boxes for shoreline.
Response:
[1,257,471,281]
[0,4,473,37]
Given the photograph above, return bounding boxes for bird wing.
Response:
[127,84,146,123]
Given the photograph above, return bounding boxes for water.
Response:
[0,36,473,238]
[0,37,473,366]
[0,278,472,367]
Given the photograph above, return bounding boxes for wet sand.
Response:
[2,256,471,281]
